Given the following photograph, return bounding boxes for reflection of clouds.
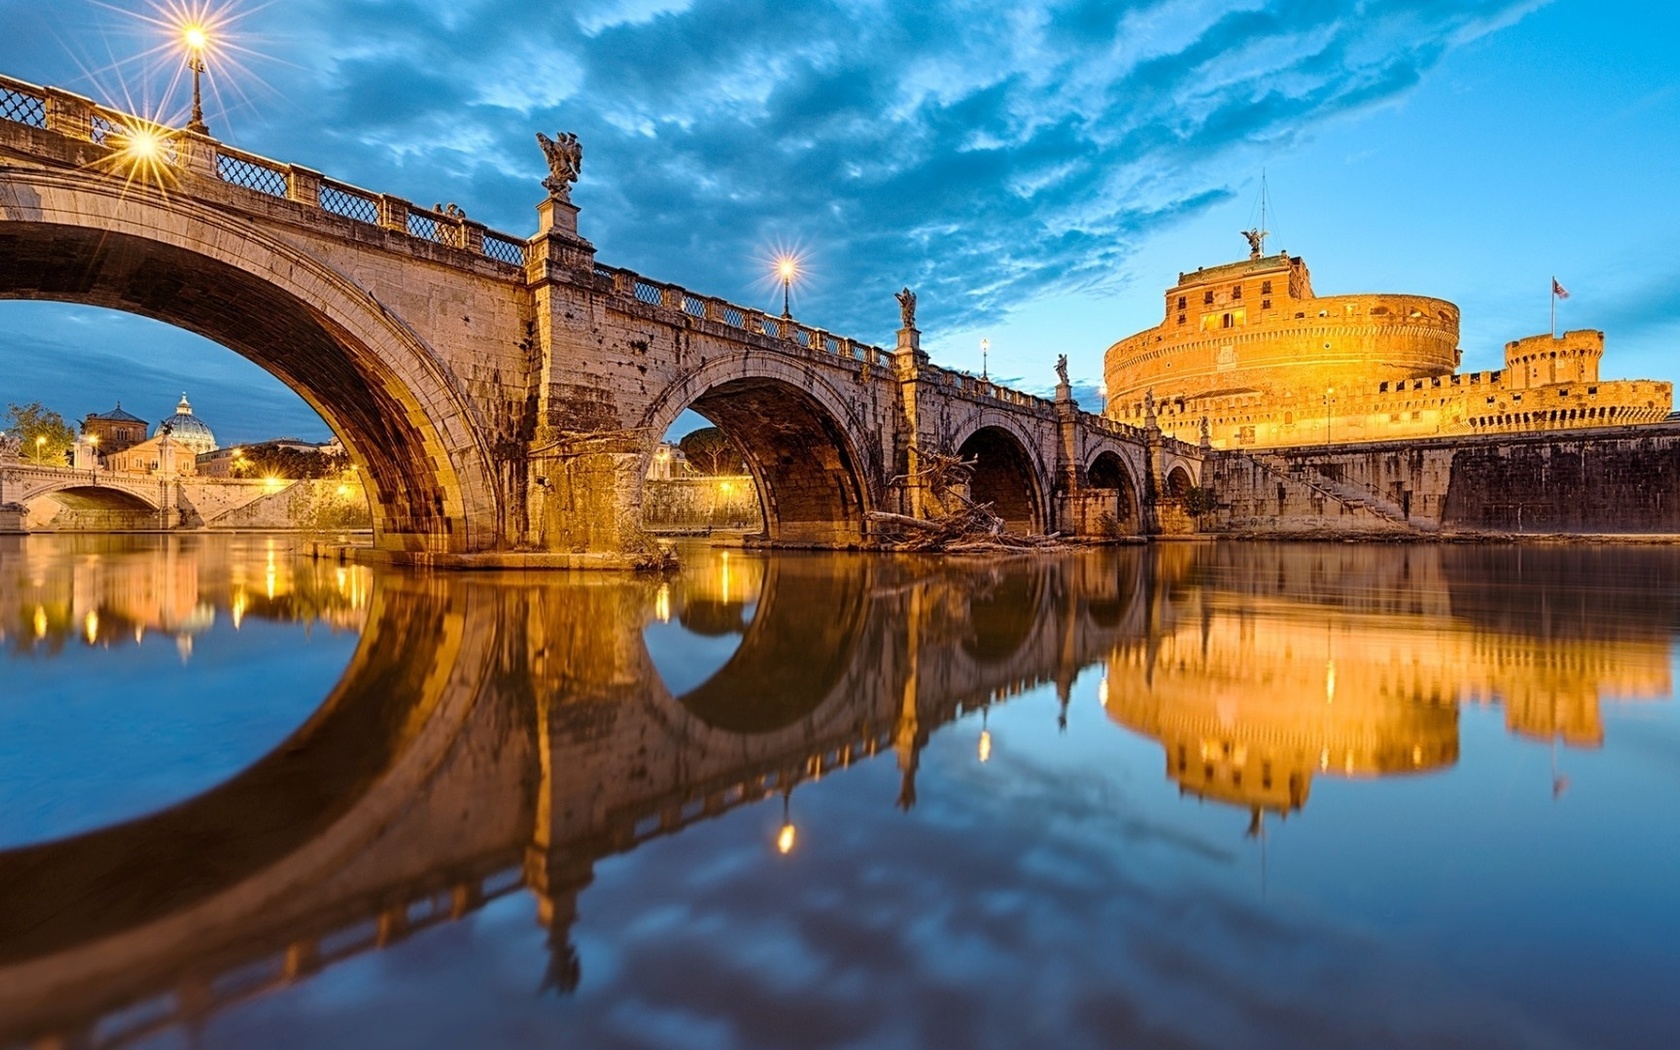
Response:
[560,752,1560,1050]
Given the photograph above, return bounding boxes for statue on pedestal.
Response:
[895,287,917,330]
[537,131,584,202]
[1055,354,1069,387]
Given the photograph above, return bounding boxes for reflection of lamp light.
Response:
[978,709,992,763]
[655,583,671,624]
[84,610,99,644]
[776,790,796,854]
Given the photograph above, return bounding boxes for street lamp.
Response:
[774,254,799,318]
[182,22,210,135]
[1323,385,1335,448]
[980,338,990,382]
[35,435,46,465]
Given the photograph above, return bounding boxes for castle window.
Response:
[1232,285,1242,300]
[1177,313,1186,325]
[1222,313,1233,328]
[1204,290,1214,305]
[1177,296,1186,310]
[1261,299,1271,310]
[1261,280,1272,295]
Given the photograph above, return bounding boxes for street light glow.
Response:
[776,255,798,282]
[183,23,209,52]
[777,822,797,854]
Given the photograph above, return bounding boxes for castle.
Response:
[1102,238,1671,449]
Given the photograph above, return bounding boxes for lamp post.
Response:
[35,435,46,465]
[980,338,990,382]
[183,23,210,135]
[775,255,798,319]
[1323,385,1335,449]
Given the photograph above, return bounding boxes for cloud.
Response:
[248,0,1534,345]
[0,0,1539,410]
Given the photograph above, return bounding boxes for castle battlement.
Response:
[1103,246,1670,449]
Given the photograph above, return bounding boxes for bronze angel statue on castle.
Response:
[536,131,583,202]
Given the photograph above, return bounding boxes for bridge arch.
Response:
[0,171,501,553]
[19,483,159,530]
[1085,449,1141,531]
[952,420,1047,533]
[638,354,875,545]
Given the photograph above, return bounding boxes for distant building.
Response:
[645,442,690,480]
[105,432,196,477]
[81,403,149,454]
[154,393,218,456]
[1103,240,1672,448]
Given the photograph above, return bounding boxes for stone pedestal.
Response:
[893,327,928,375]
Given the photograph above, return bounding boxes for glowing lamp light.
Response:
[978,729,993,764]
[183,23,209,52]
[120,125,166,163]
[776,256,798,281]
[777,822,797,854]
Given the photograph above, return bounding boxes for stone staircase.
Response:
[1251,453,1437,533]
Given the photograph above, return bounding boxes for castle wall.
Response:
[1118,362,1669,452]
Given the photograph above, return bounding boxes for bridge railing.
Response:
[0,73,532,271]
[589,261,894,369]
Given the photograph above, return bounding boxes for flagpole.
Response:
[1550,276,1556,338]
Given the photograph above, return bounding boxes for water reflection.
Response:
[0,533,371,658]
[0,542,1675,1046]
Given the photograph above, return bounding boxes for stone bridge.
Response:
[0,550,1154,1045]
[0,74,1208,563]
[0,460,355,531]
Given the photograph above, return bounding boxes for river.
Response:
[1,534,1676,1048]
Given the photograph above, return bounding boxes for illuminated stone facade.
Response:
[1103,247,1672,449]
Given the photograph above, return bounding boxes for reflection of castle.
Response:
[1106,546,1671,818]
[1103,243,1671,448]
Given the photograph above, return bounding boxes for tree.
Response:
[230,442,348,479]
[679,426,747,476]
[4,402,76,465]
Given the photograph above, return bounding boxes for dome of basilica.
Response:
[155,393,218,456]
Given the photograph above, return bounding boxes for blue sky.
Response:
[1,0,1676,443]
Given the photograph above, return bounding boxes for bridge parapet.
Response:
[0,73,531,271]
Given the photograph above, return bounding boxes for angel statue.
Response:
[1055,354,1069,386]
[537,131,584,202]
[1143,387,1155,417]
[0,432,20,461]
[895,287,917,330]
[1241,227,1266,258]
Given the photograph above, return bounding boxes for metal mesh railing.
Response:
[406,211,440,241]
[721,304,746,328]
[89,114,116,144]
[0,84,46,127]
[825,336,841,355]
[633,279,663,306]
[483,234,525,266]
[593,264,616,281]
[319,182,379,225]
[683,295,706,318]
[215,151,288,198]
[762,318,781,338]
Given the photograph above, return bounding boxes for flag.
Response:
[1552,278,1570,300]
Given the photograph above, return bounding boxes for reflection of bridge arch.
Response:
[638,355,875,545]
[0,576,504,1034]
[0,172,500,553]
[669,558,872,733]
[952,418,1047,532]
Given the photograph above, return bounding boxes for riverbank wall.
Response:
[1207,422,1680,536]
